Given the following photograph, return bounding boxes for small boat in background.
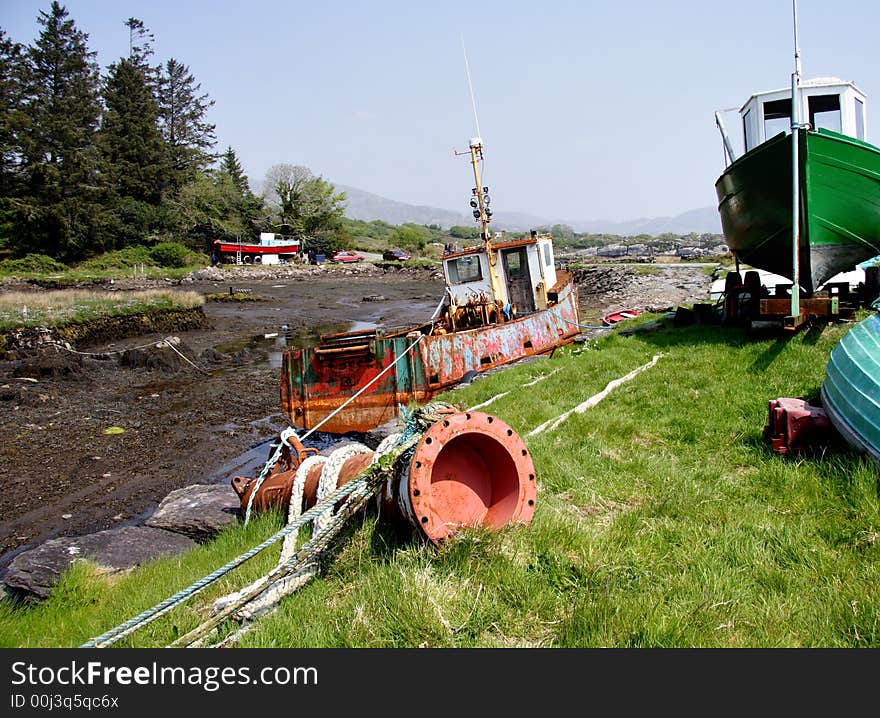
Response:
[602,309,640,326]
[821,311,880,464]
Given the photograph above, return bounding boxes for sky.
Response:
[2,0,879,224]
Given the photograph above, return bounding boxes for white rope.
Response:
[314,443,372,534]
[527,354,663,436]
[468,391,509,411]
[280,454,326,561]
[467,368,560,411]
[213,434,404,629]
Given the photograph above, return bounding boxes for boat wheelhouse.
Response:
[279,137,581,434]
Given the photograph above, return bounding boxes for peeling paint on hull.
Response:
[281,283,580,433]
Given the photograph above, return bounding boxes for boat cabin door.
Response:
[501,247,535,312]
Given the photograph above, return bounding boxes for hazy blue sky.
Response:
[3,0,879,224]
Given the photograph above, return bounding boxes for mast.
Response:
[790,0,802,320]
[467,137,504,303]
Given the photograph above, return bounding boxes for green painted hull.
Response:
[715,129,880,294]
[821,312,880,464]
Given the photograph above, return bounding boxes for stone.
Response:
[3,526,195,601]
[144,483,241,542]
[363,417,404,450]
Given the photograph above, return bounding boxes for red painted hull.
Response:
[213,242,300,255]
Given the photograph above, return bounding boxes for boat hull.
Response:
[213,242,300,255]
[820,312,880,464]
[280,282,580,433]
[715,129,880,294]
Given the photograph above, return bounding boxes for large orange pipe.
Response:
[231,411,536,544]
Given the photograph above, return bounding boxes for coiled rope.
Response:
[79,401,454,649]
[242,331,426,524]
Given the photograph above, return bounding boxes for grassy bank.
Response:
[1,314,878,647]
[0,247,209,284]
[0,289,204,332]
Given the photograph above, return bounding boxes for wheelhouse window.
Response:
[763,99,792,140]
[856,98,865,140]
[743,108,755,151]
[543,243,552,266]
[446,255,482,284]
[808,94,841,133]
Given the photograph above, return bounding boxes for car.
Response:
[382,248,411,262]
[330,250,365,263]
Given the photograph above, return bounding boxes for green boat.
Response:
[715,78,880,295]
[821,311,880,464]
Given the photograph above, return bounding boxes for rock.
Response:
[120,338,198,372]
[361,295,386,302]
[144,484,241,542]
[3,526,195,601]
[200,347,231,364]
[363,417,404,450]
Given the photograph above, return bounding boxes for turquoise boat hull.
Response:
[820,312,880,463]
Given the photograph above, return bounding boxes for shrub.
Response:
[76,246,153,271]
[0,253,69,275]
[149,242,191,268]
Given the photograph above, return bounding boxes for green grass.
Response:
[0,248,209,283]
[0,289,204,331]
[1,313,878,647]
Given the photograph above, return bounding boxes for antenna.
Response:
[461,35,481,140]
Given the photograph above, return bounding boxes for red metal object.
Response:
[397,411,536,544]
[764,397,834,454]
[602,309,640,326]
[232,411,537,543]
[213,240,300,256]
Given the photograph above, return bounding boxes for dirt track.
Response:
[0,262,714,567]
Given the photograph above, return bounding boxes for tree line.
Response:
[0,3,346,264]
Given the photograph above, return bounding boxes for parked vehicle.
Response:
[330,251,365,263]
[382,248,411,262]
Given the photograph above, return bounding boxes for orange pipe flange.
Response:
[233,411,537,544]
[398,411,536,544]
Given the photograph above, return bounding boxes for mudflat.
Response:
[0,262,713,567]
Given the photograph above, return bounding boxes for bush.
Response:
[0,253,69,275]
[76,246,153,271]
[149,242,191,268]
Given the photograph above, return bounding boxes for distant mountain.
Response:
[336,183,723,236]
[566,207,723,236]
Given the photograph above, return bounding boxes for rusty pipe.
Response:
[231,411,537,544]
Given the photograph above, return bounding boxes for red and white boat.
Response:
[213,233,300,264]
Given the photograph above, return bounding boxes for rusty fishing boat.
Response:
[279,137,581,433]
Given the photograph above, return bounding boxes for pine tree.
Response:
[0,31,26,203]
[11,1,107,260]
[220,146,248,195]
[158,58,216,191]
[99,55,167,245]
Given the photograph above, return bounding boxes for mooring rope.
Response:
[78,474,377,649]
[527,354,663,436]
[546,308,610,331]
[80,401,454,649]
[242,332,426,524]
